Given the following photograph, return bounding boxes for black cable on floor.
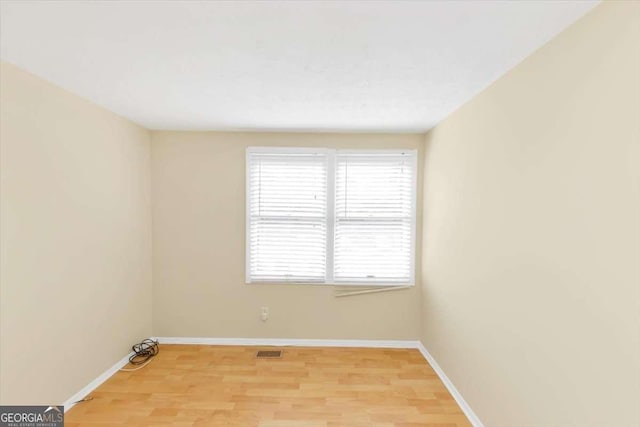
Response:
[120,339,159,371]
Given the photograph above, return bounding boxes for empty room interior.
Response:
[0,1,639,426]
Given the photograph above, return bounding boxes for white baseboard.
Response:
[63,351,134,412]
[154,336,421,349]
[417,343,484,427]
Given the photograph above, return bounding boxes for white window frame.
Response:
[246,146,417,287]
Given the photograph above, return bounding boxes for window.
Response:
[246,148,328,282]
[246,147,416,285]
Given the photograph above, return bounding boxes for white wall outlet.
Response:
[261,306,269,322]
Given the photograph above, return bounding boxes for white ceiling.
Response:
[1,0,599,132]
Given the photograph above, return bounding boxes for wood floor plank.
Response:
[65,345,471,426]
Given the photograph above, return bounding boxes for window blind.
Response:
[334,152,415,283]
[247,150,327,282]
[247,148,416,285]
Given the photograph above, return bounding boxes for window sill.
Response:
[245,280,415,287]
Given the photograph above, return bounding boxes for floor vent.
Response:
[256,350,282,359]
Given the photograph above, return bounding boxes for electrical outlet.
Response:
[261,306,269,322]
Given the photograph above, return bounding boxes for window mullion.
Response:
[325,149,336,283]
[409,151,418,286]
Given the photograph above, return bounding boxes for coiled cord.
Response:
[130,339,159,364]
[120,339,159,371]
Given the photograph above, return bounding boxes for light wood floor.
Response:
[65,345,471,427]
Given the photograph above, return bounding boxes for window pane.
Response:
[247,151,327,282]
[334,152,414,283]
[250,218,326,281]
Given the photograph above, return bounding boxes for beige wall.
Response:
[0,62,153,405]
[151,131,423,340]
[421,2,639,426]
